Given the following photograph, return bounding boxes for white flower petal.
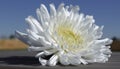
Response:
[71,5,80,13]
[59,54,70,65]
[74,13,84,29]
[25,16,43,33]
[95,38,113,45]
[44,49,58,55]
[50,4,56,17]
[16,31,45,46]
[94,54,109,63]
[40,4,50,22]
[15,31,30,45]
[28,46,51,51]
[85,15,95,23]
[79,58,88,65]
[94,26,104,39]
[27,35,43,46]
[57,3,64,12]
[25,17,37,33]
[39,57,47,66]
[100,47,112,54]
[27,30,51,47]
[36,8,47,29]
[35,52,44,57]
[83,49,111,63]
[44,31,55,43]
[68,56,81,65]
[48,55,58,66]
[35,49,57,58]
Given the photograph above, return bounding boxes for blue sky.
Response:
[0,0,120,38]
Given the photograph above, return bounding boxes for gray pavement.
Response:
[0,50,120,69]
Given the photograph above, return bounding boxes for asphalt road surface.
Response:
[0,50,120,69]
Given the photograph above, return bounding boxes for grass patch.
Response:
[0,39,28,50]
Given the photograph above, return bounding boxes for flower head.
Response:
[15,3,113,66]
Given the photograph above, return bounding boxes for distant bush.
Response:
[9,35,15,39]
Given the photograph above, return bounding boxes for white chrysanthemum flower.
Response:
[15,3,113,66]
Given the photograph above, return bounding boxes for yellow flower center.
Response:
[56,24,84,53]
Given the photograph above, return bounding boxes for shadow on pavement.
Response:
[0,56,40,65]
